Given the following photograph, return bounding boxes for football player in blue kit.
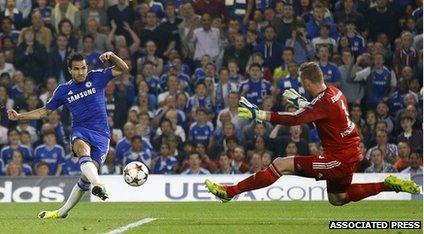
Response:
[7,52,129,218]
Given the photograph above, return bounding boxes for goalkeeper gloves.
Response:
[283,88,310,109]
[238,97,266,121]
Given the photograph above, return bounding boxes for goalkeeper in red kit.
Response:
[205,62,420,205]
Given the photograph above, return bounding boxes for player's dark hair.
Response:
[68,53,85,68]
[299,62,324,84]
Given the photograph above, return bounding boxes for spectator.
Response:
[393,31,417,77]
[366,0,399,41]
[13,29,47,84]
[188,108,214,147]
[1,129,32,164]
[334,0,365,31]
[339,50,363,104]
[39,77,58,105]
[34,0,52,26]
[153,143,178,174]
[222,34,252,70]
[106,0,137,39]
[0,17,20,45]
[401,152,423,174]
[214,67,238,113]
[139,11,174,57]
[122,136,152,168]
[186,82,214,117]
[75,0,107,33]
[178,2,201,59]
[239,63,271,106]
[376,101,394,134]
[394,140,412,171]
[366,130,398,164]
[0,50,14,77]
[81,35,102,70]
[215,152,240,174]
[34,131,65,176]
[312,24,337,54]
[397,115,423,151]
[44,111,67,151]
[285,23,315,64]
[272,1,299,45]
[276,62,302,94]
[182,153,210,174]
[317,45,341,88]
[254,25,282,70]
[18,10,52,52]
[48,34,71,83]
[0,0,23,30]
[365,148,398,173]
[5,162,23,176]
[273,47,294,81]
[192,13,221,62]
[152,118,182,150]
[61,154,81,176]
[51,0,79,32]
[249,151,262,173]
[344,20,366,57]
[352,52,396,108]
[35,162,50,176]
[305,3,338,40]
[7,149,32,175]
[82,17,108,52]
[144,0,164,19]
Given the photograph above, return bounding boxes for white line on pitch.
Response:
[102,217,157,234]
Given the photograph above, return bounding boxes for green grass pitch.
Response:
[0,201,421,233]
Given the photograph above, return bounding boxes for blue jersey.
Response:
[193,68,206,81]
[182,167,211,175]
[115,138,153,165]
[388,91,405,116]
[61,156,81,176]
[370,67,391,104]
[45,68,113,137]
[21,164,33,176]
[320,63,341,84]
[85,51,102,70]
[34,144,65,175]
[153,156,178,174]
[238,78,271,106]
[188,121,214,146]
[123,149,152,168]
[346,34,365,56]
[186,95,214,114]
[1,145,33,164]
[276,75,304,95]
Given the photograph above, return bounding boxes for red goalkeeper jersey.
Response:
[270,86,361,161]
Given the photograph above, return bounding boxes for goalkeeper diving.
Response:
[205,62,420,205]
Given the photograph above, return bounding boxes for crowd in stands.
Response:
[0,0,422,177]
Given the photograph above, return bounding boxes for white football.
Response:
[123,161,149,187]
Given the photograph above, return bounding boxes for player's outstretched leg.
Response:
[335,175,420,206]
[205,157,293,202]
[38,178,90,219]
[74,139,108,200]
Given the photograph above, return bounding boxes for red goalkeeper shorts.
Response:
[293,151,361,193]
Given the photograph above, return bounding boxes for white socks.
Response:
[80,162,101,186]
[58,182,86,216]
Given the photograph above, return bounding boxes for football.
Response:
[123,161,149,187]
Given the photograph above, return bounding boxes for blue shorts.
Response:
[71,127,110,166]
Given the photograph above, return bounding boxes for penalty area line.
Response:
[102,217,157,234]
